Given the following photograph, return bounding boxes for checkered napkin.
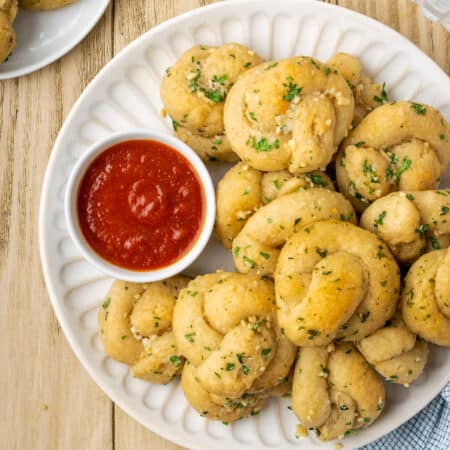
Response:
[361,383,450,450]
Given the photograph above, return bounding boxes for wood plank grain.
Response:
[0,6,114,450]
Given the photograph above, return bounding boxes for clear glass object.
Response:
[411,0,450,30]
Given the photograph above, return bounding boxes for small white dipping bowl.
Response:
[65,129,215,283]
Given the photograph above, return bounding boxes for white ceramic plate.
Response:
[39,1,450,449]
[0,0,109,80]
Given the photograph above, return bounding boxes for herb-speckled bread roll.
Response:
[232,190,356,277]
[275,220,400,346]
[401,248,450,346]
[336,101,450,212]
[99,277,189,384]
[0,1,17,64]
[181,362,266,421]
[327,52,384,126]
[224,56,354,173]
[357,313,428,385]
[19,0,77,10]
[292,343,385,441]
[161,43,263,162]
[215,161,334,248]
[173,272,296,422]
[360,190,450,264]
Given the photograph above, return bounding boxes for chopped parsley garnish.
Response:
[201,88,224,103]
[184,332,197,343]
[260,252,270,260]
[388,156,412,181]
[169,355,182,367]
[306,174,326,186]
[363,159,379,183]
[243,61,252,68]
[273,179,280,189]
[283,77,303,102]
[345,429,357,436]
[430,237,441,250]
[261,348,272,356]
[242,365,249,375]
[213,74,227,85]
[316,248,328,258]
[102,298,111,309]
[172,120,180,131]
[252,320,262,330]
[248,111,257,121]
[374,211,387,227]
[417,224,429,238]
[265,62,278,70]
[440,206,449,215]
[406,193,415,200]
[233,246,240,257]
[188,69,200,92]
[374,82,388,104]
[225,362,235,371]
[307,329,321,339]
[410,102,426,115]
[355,141,365,148]
[396,157,412,177]
[249,136,280,152]
[243,256,256,268]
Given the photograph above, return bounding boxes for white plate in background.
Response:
[39,1,450,449]
[0,0,109,79]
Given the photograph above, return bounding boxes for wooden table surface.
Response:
[0,1,449,449]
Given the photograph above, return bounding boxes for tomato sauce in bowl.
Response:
[76,139,205,271]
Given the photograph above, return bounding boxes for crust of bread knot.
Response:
[99,277,189,384]
[275,220,400,346]
[336,101,450,212]
[224,56,354,173]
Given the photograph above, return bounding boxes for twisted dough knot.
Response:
[327,53,383,126]
[215,161,334,248]
[0,0,17,64]
[99,277,189,383]
[275,220,400,346]
[160,43,262,162]
[360,190,450,264]
[173,272,296,421]
[292,343,385,441]
[224,56,354,173]
[232,189,356,277]
[401,248,450,346]
[336,101,450,212]
[357,313,428,385]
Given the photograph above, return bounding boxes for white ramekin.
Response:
[65,129,215,283]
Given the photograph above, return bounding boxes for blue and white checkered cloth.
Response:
[361,383,450,450]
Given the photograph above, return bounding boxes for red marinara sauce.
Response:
[77,140,205,271]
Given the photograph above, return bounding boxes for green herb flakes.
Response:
[169,355,182,367]
[410,102,426,115]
